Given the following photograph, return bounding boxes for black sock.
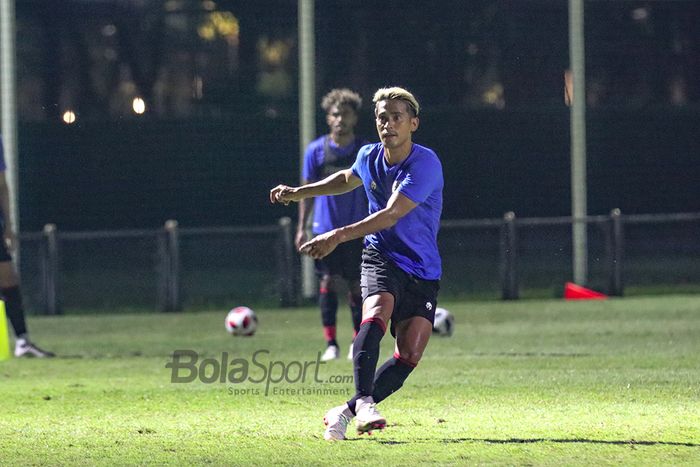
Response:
[348,291,362,334]
[372,355,416,404]
[346,318,385,414]
[319,289,338,346]
[2,286,27,338]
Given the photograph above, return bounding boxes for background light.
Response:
[132,97,146,114]
[62,110,76,124]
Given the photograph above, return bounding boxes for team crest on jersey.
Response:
[425,302,433,311]
[370,181,377,191]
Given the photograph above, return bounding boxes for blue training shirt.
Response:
[351,142,443,280]
[303,135,368,234]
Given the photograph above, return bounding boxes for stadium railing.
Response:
[18,210,700,314]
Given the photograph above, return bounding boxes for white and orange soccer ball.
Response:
[225,306,258,336]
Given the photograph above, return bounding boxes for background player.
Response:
[0,135,54,357]
[297,88,368,361]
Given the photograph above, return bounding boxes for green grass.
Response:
[1,295,699,465]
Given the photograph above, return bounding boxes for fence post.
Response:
[277,216,297,307]
[500,211,519,300]
[165,220,181,311]
[608,208,624,296]
[157,228,168,311]
[157,220,181,312]
[41,223,61,315]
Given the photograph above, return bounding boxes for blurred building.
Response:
[10,0,700,231]
[15,0,700,122]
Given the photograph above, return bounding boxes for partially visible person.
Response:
[298,88,368,361]
[0,135,54,357]
[271,87,443,440]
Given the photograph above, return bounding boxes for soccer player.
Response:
[270,87,443,440]
[298,88,368,362]
[0,135,54,357]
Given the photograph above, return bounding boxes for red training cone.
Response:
[564,282,607,300]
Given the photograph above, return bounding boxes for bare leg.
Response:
[371,316,432,403]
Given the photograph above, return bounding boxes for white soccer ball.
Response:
[225,306,258,336]
[433,307,454,337]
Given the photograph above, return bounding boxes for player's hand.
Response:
[294,229,307,251]
[299,231,338,259]
[269,184,298,205]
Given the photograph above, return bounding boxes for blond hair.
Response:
[372,87,420,116]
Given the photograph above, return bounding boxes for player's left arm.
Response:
[300,189,416,258]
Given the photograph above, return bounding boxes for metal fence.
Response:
[18,211,700,314]
[439,210,700,300]
[19,218,297,314]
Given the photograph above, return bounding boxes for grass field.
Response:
[1,295,699,465]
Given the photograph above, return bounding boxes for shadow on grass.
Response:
[363,438,699,447]
[472,352,591,357]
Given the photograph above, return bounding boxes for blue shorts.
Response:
[360,247,440,337]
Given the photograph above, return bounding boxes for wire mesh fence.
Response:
[17,211,700,314]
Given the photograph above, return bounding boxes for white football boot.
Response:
[14,338,55,358]
[323,404,353,441]
[320,344,339,361]
[354,396,386,434]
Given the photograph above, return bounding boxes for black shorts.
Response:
[314,238,363,282]
[0,242,10,262]
[0,223,10,262]
[360,247,440,337]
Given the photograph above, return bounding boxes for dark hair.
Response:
[321,88,363,113]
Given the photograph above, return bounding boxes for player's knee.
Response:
[362,293,394,321]
[362,304,390,326]
[319,275,335,292]
[395,350,422,366]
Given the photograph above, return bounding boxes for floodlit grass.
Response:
[1,295,699,465]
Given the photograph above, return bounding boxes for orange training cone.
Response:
[564,282,607,300]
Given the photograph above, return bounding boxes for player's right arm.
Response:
[270,169,362,205]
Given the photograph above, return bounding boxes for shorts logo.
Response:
[425,302,432,311]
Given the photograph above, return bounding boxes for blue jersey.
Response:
[303,135,368,234]
[351,142,443,280]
